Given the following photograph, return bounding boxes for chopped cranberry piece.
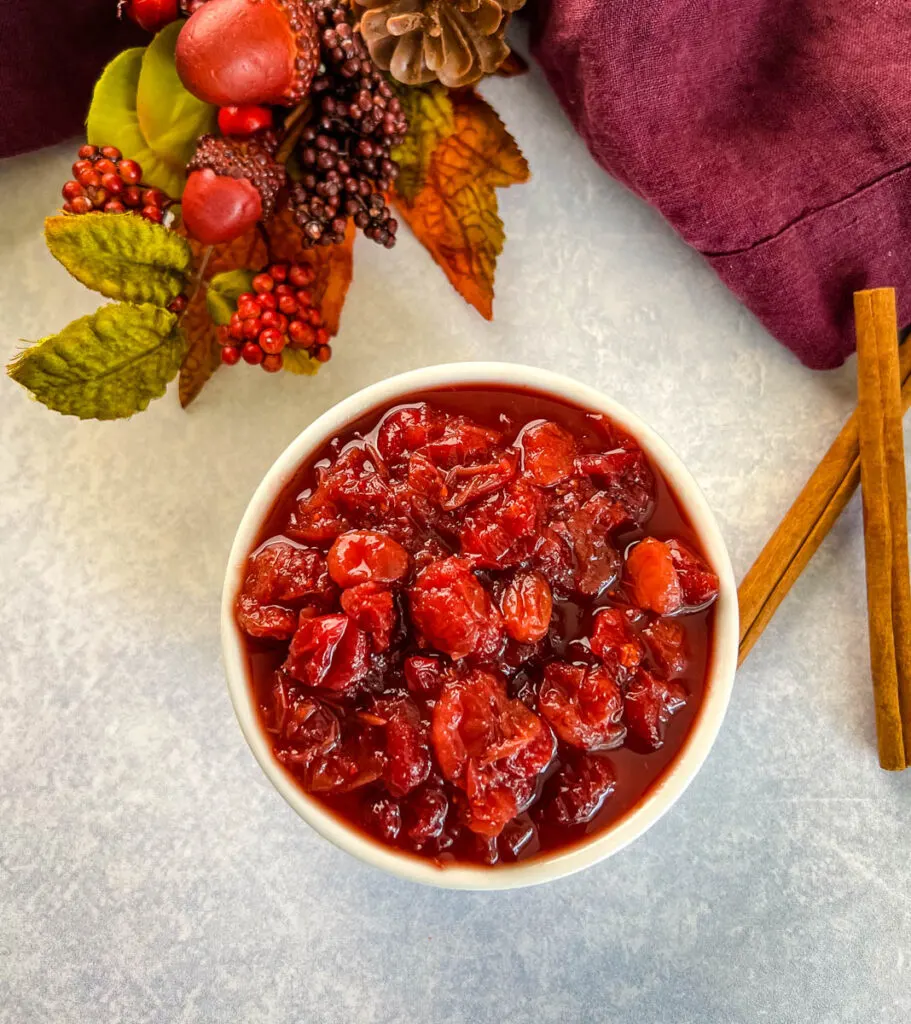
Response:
[377,404,440,464]
[405,782,449,842]
[546,756,616,826]
[407,451,447,503]
[432,669,554,836]
[539,661,626,751]
[440,450,518,510]
[236,540,333,639]
[641,618,687,676]
[363,795,402,842]
[575,446,655,526]
[286,486,349,544]
[624,670,687,750]
[236,596,298,641]
[373,696,431,797]
[307,728,385,793]
[328,529,410,587]
[554,495,623,596]
[625,537,684,615]
[666,539,720,609]
[404,654,448,698]
[500,571,553,643]
[519,420,576,487]
[409,557,504,660]
[340,582,397,651]
[323,444,392,520]
[283,613,370,691]
[532,527,576,596]
[590,608,644,674]
[459,478,543,569]
[271,684,340,757]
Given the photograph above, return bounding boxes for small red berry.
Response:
[258,292,277,311]
[217,104,275,137]
[221,345,242,365]
[94,158,118,176]
[104,200,126,214]
[259,328,285,354]
[229,320,245,341]
[252,273,274,294]
[262,352,283,372]
[242,318,262,339]
[278,295,298,315]
[241,342,264,365]
[141,205,164,223]
[217,325,231,346]
[167,294,189,314]
[316,345,332,362]
[62,181,84,201]
[78,169,101,188]
[69,196,93,214]
[237,299,262,320]
[78,144,98,159]
[100,146,122,160]
[122,185,143,208]
[72,159,94,178]
[142,187,167,207]
[289,264,313,287]
[307,308,321,326]
[260,309,281,329]
[268,263,288,282]
[117,160,142,185]
[124,0,179,33]
[237,292,256,305]
[274,283,294,298]
[295,289,312,306]
[288,321,314,347]
[315,327,328,345]
[101,173,124,194]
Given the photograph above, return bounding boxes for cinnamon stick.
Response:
[738,339,911,664]
[854,288,907,770]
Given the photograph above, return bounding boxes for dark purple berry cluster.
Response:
[288,1,407,249]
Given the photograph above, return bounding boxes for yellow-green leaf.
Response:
[283,349,320,376]
[45,213,192,304]
[87,24,216,198]
[7,304,186,420]
[206,269,255,325]
[392,84,455,203]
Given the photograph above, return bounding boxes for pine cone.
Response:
[353,0,524,88]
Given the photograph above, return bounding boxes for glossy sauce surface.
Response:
[240,386,717,867]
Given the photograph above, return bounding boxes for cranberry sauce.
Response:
[238,386,720,868]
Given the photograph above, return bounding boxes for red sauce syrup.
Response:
[237,386,720,867]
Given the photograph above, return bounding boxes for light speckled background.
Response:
[2,63,910,1024]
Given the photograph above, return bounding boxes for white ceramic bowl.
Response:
[222,362,738,890]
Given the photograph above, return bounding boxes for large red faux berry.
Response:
[176,0,320,107]
[123,0,179,33]
[218,104,274,137]
[181,168,262,244]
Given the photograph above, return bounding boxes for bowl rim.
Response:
[221,361,739,891]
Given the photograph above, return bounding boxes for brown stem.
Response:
[276,99,313,164]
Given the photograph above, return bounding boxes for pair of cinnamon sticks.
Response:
[738,288,911,770]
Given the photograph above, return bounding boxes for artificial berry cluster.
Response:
[288,1,407,248]
[62,145,170,222]
[218,262,331,371]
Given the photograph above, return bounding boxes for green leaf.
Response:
[392,84,455,203]
[206,269,256,325]
[7,303,186,420]
[86,24,216,198]
[283,349,320,376]
[45,214,192,304]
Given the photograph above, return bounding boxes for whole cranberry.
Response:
[500,571,552,643]
[625,538,683,615]
[328,530,410,588]
[218,104,275,137]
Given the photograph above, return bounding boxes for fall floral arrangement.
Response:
[6,0,529,420]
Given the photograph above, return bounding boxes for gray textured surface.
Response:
[2,66,910,1024]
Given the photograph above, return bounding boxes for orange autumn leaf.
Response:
[391,89,529,320]
[177,226,269,407]
[268,207,355,336]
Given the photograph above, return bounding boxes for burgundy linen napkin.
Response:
[0,0,142,160]
[531,0,911,369]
